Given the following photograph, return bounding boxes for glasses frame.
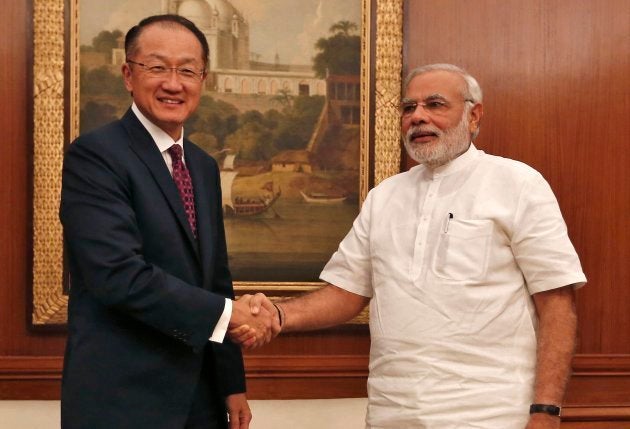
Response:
[126,58,206,82]
[399,97,475,117]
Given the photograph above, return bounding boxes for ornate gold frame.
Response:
[31,0,403,325]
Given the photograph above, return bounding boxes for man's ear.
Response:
[468,102,483,135]
[121,63,133,93]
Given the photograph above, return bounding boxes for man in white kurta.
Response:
[320,142,585,427]
[233,64,586,429]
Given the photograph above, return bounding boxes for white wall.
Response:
[0,398,368,429]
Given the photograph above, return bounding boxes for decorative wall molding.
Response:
[3,353,628,382]
[245,355,369,378]
[0,356,62,399]
[0,356,61,380]
[562,406,630,422]
[573,354,630,372]
[2,354,629,413]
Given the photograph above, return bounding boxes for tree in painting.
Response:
[313,20,361,78]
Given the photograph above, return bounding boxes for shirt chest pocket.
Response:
[432,219,494,281]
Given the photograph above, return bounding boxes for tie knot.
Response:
[168,144,183,162]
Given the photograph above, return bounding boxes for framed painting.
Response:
[31,0,403,326]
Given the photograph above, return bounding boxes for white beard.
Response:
[404,110,471,168]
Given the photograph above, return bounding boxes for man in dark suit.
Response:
[59,14,274,429]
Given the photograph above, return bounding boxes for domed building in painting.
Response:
[164,0,250,71]
[161,0,326,98]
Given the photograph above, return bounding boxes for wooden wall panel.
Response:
[0,0,67,357]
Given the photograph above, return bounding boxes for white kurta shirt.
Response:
[320,144,586,428]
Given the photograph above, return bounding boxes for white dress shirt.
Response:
[132,103,232,343]
[321,143,586,428]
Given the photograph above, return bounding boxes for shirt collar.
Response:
[131,103,184,154]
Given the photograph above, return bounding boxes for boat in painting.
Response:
[220,154,280,217]
[299,190,346,204]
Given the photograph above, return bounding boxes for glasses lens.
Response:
[146,65,168,76]
[177,68,201,81]
[400,98,454,116]
[134,61,202,82]
[400,101,417,115]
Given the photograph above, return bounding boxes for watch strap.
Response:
[529,403,561,416]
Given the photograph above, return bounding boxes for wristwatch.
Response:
[529,403,561,416]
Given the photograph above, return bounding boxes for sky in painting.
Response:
[80,0,361,65]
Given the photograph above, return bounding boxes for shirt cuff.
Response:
[209,298,232,343]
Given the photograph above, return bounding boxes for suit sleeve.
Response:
[60,135,225,350]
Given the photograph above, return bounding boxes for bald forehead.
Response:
[136,22,196,44]
[130,22,203,59]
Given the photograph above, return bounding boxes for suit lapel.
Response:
[120,110,199,255]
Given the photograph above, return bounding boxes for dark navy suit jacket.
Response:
[60,109,244,428]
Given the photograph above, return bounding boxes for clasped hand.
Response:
[228,293,281,349]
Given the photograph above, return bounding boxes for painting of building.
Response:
[78,0,362,282]
[164,0,326,96]
[164,0,250,71]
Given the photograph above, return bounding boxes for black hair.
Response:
[124,14,209,68]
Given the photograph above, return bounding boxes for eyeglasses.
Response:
[126,59,206,83]
[399,97,474,117]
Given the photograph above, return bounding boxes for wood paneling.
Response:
[4,353,630,425]
[565,355,630,405]
[562,423,630,429]
[0,357,61,399]
[0,0,67,357]
[245,355,369,399]
[0,354,369,400]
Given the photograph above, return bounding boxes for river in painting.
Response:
[225,197,358,282]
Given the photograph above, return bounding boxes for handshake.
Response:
[227,293,284,349]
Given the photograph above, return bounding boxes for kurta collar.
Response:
[423,142,481,179]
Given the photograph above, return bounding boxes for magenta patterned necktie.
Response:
[168,144,197,237]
